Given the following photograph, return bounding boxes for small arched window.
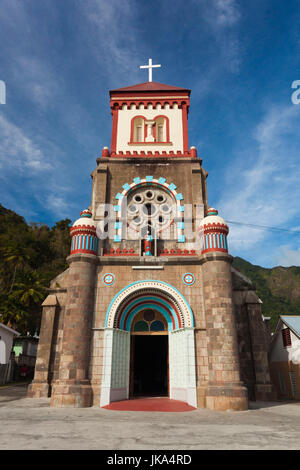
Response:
[133,117,145,142]
[153,116,169,143]
[155,117,165,142]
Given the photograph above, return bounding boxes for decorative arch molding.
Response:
[105,280,194,330]
[113,176,185,242]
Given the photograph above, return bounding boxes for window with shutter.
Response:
[282,328,291,347]
[136,125,142,142]
[157,125,164,142]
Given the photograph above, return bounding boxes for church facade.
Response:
[28,76,275,410]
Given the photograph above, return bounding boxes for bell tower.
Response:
[92,71,205,258]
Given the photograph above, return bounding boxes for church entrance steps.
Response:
[102,397,196,412]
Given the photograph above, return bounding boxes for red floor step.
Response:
[102,397,196,412]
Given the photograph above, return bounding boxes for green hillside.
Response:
[0,204,71,335]
[232,257,300,330]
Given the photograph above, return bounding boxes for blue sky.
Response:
[0,0,300,268]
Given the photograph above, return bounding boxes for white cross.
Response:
[140,58,161,82]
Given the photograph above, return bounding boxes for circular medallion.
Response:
[102,273,115,286]
[182,273,195,286]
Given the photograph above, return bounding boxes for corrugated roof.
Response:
[110,81,190,94]
[0,322,20,336]
[281,316,300,337]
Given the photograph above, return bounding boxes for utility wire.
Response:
[227,220,300,234]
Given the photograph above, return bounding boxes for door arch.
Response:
[100,280,197,408]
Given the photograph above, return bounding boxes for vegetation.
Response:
[0,204,299,335]
[232,257,300,331]
[0,204,71,335]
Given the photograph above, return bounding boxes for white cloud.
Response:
[80,0,143,83]
[14,56,59,107]
[188,0,242,80]
[0,113,52,171]
[212,0,241,27]
[45,194,72,218]
[276,246,300,267]
[217,103,300,256]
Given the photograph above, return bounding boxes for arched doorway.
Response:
[130,309,168,397]
[100,280,197,408]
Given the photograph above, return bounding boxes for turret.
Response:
[70,209,98,256]
[199,208,229,254]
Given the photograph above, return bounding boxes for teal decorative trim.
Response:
[177,222,184,229]
[114,235,121,242]
[133,177,141,184]
[168,183,177,191]
[179,206,185,212]
[116,193,123,200]
[146,175,153,182]
[114,221,122,229]
[105,280,195,328]
[158,177,166,184]
[176,193,183,200]
[178,235,186,242]
[122,183,131,190]
[120,298,175,331]
[113,205,120,212]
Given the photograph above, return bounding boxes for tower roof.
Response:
[110,81,191,96]
[71,209,96,230]
[199,208,229,231]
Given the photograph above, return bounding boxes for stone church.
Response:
[28,65,275,410]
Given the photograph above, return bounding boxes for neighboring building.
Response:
[0,322,20,385]
[269,316,300,400]
[13,336,39,380]
[28,68,275,410]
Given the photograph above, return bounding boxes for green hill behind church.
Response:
[232,257,300,330]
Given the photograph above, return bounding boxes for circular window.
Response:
[143,309,155,322]
[145,190,154,200]
[133,216,142,225]
[156,193,166,204]
[128,205,138,214]
[133,194,144,204]
[161,203,172,214]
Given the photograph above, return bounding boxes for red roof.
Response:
[110,81,190,95]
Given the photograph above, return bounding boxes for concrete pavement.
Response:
[0,383,300,450]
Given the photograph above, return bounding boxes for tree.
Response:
[1,242,30,293]
[11,271,46,306]
[0,296,29,332]
[6,271,48,334]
